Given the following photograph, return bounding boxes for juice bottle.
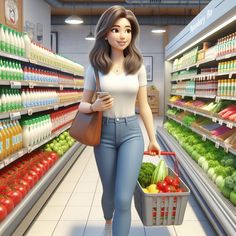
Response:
[4,120,16,153]
[22,120,30,148]
[1,121,10,156]
[8,120,18,151]
[0,123,6,160]
[15,120,23,149]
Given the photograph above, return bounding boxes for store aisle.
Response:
[25,116,217,236]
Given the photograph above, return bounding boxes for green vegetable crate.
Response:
[134,151,190,226]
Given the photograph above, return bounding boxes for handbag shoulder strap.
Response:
[94,69,101,92]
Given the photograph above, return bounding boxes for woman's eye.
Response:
[111,28,119,33]
[126,29,132,33]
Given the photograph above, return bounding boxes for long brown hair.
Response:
[89,5,143,75]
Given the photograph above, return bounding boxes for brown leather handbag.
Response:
[69,69,102,146]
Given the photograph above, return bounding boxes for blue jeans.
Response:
[94,115,144,236]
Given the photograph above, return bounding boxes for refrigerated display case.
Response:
[0,29,85,235]
[163,0,236,235]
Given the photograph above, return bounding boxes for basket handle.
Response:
[144,150,180,176]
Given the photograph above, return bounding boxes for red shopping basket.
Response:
[134,151,190,226]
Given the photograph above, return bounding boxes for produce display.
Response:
[164,120,236,206]
[138,159,185,194]
[43,131,75,156]
[0,150,59,221]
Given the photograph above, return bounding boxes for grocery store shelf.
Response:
[166,114,236,156]
[157,127,235,236]
[171,70,236,83]
[29,59,83,77]
[170,93,216,99]
[167,103,236,128]
[0,142,86,236]
[216,51,236,61]
[0,100,80,120]
[0,122,73,169]
[0,51,29,62]
[171,57,215,74]
[0,80,83,90]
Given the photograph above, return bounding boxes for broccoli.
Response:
[225,176,234,189]
[138,162,156,188]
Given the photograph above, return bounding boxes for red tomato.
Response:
[13,179,30,193]
[11,184,27,198]
[31,166,43,179]
[49,152,59,163]
[22,174,35,188]
[163,185,172,193]
[6,190,22,206]
[156,181,167,191]
[172,177,180,188]
[176,188,185,192]
[0,195,14,214]
[164,176,174,185]
[0,203,7,222]
[35,162,46,175]
[28,170,39,183]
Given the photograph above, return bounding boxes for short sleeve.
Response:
[83,65,96,91]
[138,64,147,87]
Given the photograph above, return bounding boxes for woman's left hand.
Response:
[147,140,161,156]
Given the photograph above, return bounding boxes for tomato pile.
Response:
[156,176,185,193]
[0,150,58,222]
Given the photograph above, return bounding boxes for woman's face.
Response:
[106,17,132,52]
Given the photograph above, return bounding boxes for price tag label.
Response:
[212,74,216,80]
[28,109,33,116]
[4,158,11,166]
[219,120,223,125]
[212,117,217,122]
[27,147,32,153]
[182,95,185,99]
[196,63,199,68]
[186,67,189,71]
[226,122,233,129]
[229,73,232,79]
[29,82,34,88]
[60,85,63,90]
[224,144,230,153]
[54,104,59,110]
[18,150,24,157]
[10,81,21,89]
[193,95,196,101]
[202,135,207,141]
[10,112,21,120]
[215,142,220,149]
[0,161,4,169]
[215,96,220,102]
[10,154,18,163]
[30,59,38,64]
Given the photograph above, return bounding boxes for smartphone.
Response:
[96,91,110,97]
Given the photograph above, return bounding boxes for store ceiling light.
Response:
[65,15,83,25]
[85,31,95,41]
[151,29,166,34]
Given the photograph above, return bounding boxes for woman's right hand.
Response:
[92,95,114,111]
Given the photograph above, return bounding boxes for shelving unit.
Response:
[0,142,86,236]
[0,35,84,235]
[164,1,236,235]
[157,128,236,236]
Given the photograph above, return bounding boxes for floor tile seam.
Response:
[82,178,100,236]
[50,147,92,235]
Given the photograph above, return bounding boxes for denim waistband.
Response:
[102,115,137,124]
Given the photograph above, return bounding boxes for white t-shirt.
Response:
[84,64,147,118]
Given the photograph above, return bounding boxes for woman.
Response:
[79,5,161,236]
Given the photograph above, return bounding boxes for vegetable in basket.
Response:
[138,162,156,188]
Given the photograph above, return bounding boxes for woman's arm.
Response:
[137,86,161,153]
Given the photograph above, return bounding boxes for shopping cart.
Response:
[134,150,190,226]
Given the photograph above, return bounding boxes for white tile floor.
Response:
[25,116,217,236]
